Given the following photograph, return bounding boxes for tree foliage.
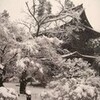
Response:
[0,1,100,99]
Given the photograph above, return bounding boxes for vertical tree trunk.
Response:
[0,69,4,87]
[19,70,28,94]
[36,25,40,37]
[20,81,27,94]
[0,77,4,87]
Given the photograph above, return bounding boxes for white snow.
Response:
[0,87,18,100]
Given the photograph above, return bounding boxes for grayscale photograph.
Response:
[0,0,100,100]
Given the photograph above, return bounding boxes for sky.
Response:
[0,0,100,32]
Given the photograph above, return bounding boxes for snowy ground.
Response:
[4,83,47,100]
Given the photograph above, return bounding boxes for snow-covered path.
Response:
[4,83,47,100]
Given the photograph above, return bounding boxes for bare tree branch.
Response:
[18,22,30,30]
[41,22,52,32]
[42,14,73,24]
[32,0,36,14]
[26,1,42,37]
[25,2,39,24]
[55,0,65,16]
[18,21,33,35]
[0,44,7,54]
[3,45,7,53]
[0,44,8,63]
[56,0,65,9]
[39,14,53,25]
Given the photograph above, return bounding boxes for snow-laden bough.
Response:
[0,87,18,100]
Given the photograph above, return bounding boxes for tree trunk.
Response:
[19,70,28,94]
[20,81,27,94]
[36,25,40,37]
[19,77,32,94]
[0,76,4,87]
[0,69,4,87]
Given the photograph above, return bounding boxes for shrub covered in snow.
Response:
[41,78,98,100]
[0,87,18,100]
[41,57,98,99]
[57,58,96,79]
[15,36,64,83]
[70,84,98,100]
